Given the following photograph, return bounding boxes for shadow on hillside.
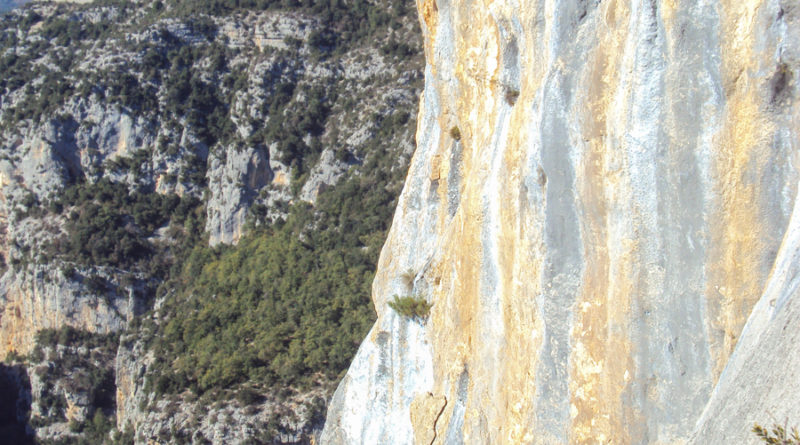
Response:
[0,362,32,444]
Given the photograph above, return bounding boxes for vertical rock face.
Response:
[691,174,800,444]
[0,266,134,359]
[323,0,800,443]
[205,144,274,246]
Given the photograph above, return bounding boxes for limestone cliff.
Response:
[0,0,425,442]
[322,0,800,443]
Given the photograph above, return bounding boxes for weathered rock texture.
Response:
[114,337,330,444]
[323,0,800,443]
[1,0,424,442]
[206,144,273,246]
[691,155,800,442]
[0,265,134,359]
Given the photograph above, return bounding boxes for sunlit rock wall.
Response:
[322,0,799,443]
[0,265,135,358]
[690,167,800,444]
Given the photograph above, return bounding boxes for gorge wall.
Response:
[0,1,425,441]
[322,0,800,443]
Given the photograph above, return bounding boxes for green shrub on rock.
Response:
[388,295,432,321]
[753,423,800,444]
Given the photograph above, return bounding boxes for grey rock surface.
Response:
[115,336,329,444]
[206,144,273,246]
[323,0,800,443]
[691,183,800,442]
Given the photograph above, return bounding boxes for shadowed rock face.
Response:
[322,0,800,443]
[0,363,31,444]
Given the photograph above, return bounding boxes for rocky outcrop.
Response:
[323,0,800,443]
[27,340,117,442]
[205,144,274,246]
[113,335,146,435]
[0,265,134,359]
[115,336,328,444]
[0,102,161,361]
[299,148,353,204]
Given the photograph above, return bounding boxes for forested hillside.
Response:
[0,0,422,442]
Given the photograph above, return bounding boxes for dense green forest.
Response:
[146,113,410,395]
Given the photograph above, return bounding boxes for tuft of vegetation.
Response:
[388,295,432,321]
[236,387,263,406]
[65,410,115,445]
[753,423,800,444]
[505,88,520,106]
[34,326,120,352]
[449,126,461,141]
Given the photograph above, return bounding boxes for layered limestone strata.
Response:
[0,265,136,358]
[322,0,800,443]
